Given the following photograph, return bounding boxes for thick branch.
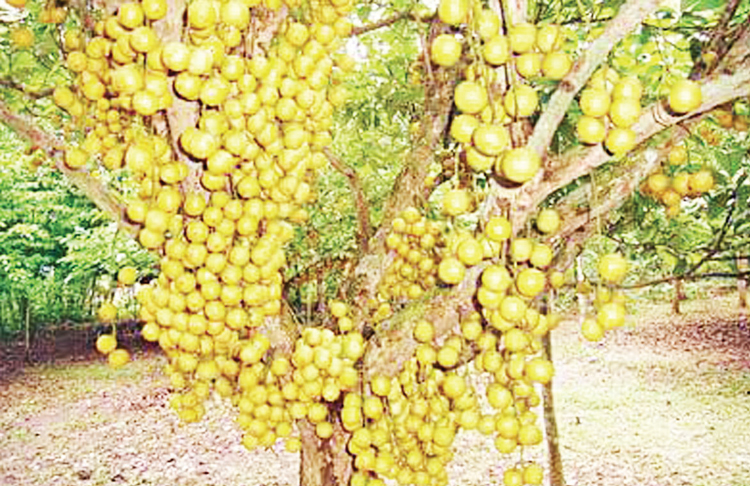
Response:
[625,271,750,290]
[0,79,54,99]
[0,99,138,238]
[323,147,371,253]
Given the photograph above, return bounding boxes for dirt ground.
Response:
[1,298,749,486]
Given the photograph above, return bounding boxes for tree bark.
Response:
[299,420,352,486]
[672,278,683,315]
[738,255,747,331]
[542,334,565,486]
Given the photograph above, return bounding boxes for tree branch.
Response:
[0,78,54,99]
[625,271,750,290]
[351,11,414,36]
[323,147,371,253]
[0,99,139,238]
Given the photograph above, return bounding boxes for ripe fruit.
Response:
[598,253,628,284]
[581,317,604,341]
[485,216,512,242]
[438,257,466,285]
[118,267,137,285]
[96,334,118,354]
[503,85,538,118]
[536,208,561,234]
[516,268,546,297]
[669,79,702,114]
[473,124,509,156]
[438,0,469,25]
[431,34,462,67]
[483,35,510,65]
[108,348,130,368]
[579,88,610,117]
[454,81,488,114]
[605,127,636,155]
[98,302,117,322]
[609,98,641,128]
[508,23,536,53]
[577,116,606,144]
[541,51,572,80]
[500,147,541,184]
[442,188,472,216]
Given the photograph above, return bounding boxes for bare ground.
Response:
[0,297,749,486]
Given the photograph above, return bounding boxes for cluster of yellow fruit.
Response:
[95,267,140,368]
[713,107,750,132]
[65,0,365,455]
[434,0,570,185]
[343,314,545,486]
[643,144,715,217]
[579,253,629,342]
[575,67,643,155]
[380,207,444,302]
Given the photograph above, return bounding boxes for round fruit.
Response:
[442,188,472,216]
[482,265,512,292]
[604,127,636,155]
[689,169,714,194]
[508,23,536,53]
[516,268,546,297]
[668,145,688,165]
[450,114,479,143]
[483,35,510,65]
[438,257,466,284]
[96,334,117,354]
[485,216,512,241]
[529,244,554,268]
[515,52,542,78]
[473,124,509,156]
[525,358,554,384]
[455,81,488,114]
[108,348,130,368]
[438,0,469,25]
[612,76,643,100]
[579,88,610,118]
[457,237,484,266]
[98,302,117,322]
[503,85,538,118]
[536,208,561,234]
[536,24,560,52]
[541,51,572,80]
[597,301,626,329]
[646,173,670,195]
[118,267,137,285]
[475,9,500,40]
[510,238,533,262]
[669,79,702,114]
[577,116,606,144]
[500,147,541,183]
[609,98,641,128]
[413,319,434,343]
[598,252,628,283]
[431,34,462,67]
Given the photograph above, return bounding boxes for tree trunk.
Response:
[299,420,352,486]
[672,278,683,314]
[542,334,565,486]
[23,295,31,364]
[738,255,747,331]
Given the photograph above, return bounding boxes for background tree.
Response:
[0,0,749,485]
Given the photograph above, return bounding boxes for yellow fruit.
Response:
[536,24,560,53]
[668,145,688,165]
[413,319,435,343]
[541,51,572,80]
[581,317,604,341]
[577,116,606,144]
[142,0,167,19]
[499,147,541,183]
[579,88,610,118]
[96,334,118,354]
[457,237,484,266]
[598,253,628,284]
[108,348,130,368]
[525,358,554,384]
[504,85,538,118]
[475,9,500,40]
[485,216,512,242]
[10,27,34,49]
[431,34,462,67]
[483,35,510,66]
[438,0,469,25]
[529,244,554,268]
[612,76,643,100]
[609,98,641,128]
[442,188,472,216]
[188,0,216,29]
[508,23,536,53]
[473,124,509,156]
[536,208,561,234]
[118,267,137,285]
[669,79,702,114]
[118,2,145,29]
[689,169,714,194]
[515,52,542,78]
[454,81,488,114]
[64,147,88,169]
[450,114,479,143]
[510,238,533,262]
[597,301,626,329]
[516,268,546,298]
[604,127,636,155]
[646,172,670,195]
[438,257,466,285]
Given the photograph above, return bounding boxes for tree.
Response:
[1,0,749,485]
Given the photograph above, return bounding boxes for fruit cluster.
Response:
[580,253,629,342]
[380,207,443,301]
[575,67,642,155]
[434,0,571,185]
[642,144,714,217]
